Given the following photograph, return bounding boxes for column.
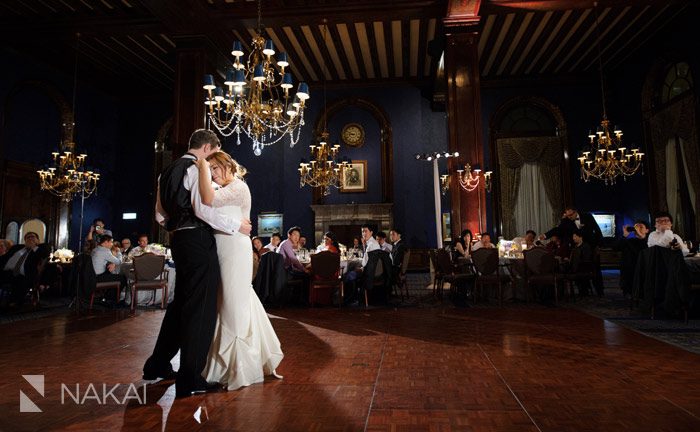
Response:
[444,5,485,239]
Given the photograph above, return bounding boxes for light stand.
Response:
[415,151,459,248]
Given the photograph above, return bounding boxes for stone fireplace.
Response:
[310,203,393,246]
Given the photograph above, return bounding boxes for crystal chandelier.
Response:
[203,0,309,156]
[298,132,349,196]
[578,2,643,185]
[37,34,99,202]
[456,163,492,192]
[298,21,348,196]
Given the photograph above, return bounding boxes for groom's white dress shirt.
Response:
[155,154,241,234]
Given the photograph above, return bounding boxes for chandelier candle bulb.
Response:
[203,4,309,154]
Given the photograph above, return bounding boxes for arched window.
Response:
[660,62,693,105]
[498,105,557,134]
[490,97,567,238]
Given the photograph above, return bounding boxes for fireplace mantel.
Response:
[310,203,393,244]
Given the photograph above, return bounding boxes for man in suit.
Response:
[389,229,407,272]
[0,231,50,307]
[143,129,252,398]
[544,206,604,295]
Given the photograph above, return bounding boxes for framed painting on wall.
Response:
[592,213,616,237]
[340,160,367,193]
[257,213,283,237]
[442,212,451,242]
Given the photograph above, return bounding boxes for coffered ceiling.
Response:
[0,0,692,95]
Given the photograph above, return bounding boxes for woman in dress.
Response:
[195,151,283,391]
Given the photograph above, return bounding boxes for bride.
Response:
[195,151,283,390]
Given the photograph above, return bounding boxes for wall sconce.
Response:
[440,174,450,195]
[456,163,492,193]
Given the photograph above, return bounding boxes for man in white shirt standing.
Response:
[647,212,690,256]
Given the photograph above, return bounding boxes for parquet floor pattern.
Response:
[1,305,699,431]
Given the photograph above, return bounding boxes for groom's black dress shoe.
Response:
[175,382,223,398]
[143,367,177,381]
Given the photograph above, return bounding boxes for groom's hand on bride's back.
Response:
[238,219,252,236]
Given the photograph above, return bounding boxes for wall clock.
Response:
[341,123,365,147]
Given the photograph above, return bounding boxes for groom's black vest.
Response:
[159,155,207,232]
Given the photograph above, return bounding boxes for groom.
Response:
[143,129,252,397]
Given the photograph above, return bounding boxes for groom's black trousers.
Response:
[144,227,221,392]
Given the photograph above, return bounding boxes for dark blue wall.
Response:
[0,47,169,249]
[221,86,448,248]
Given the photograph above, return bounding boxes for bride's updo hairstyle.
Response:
[207,150,247,180]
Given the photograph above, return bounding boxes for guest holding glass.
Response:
[648,212,690,256]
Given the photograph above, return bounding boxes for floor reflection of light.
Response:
[193,404,209,424]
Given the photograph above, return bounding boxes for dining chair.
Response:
[523,248,560,304]
[309,251,342,307]
[393,249,411,301]
[436,249,474,301]
[471,248,510,307]
[130,253,168,313]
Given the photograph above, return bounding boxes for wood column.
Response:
[445,28,485,239]
[171,36,212,158]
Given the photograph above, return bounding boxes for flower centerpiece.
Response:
[53,248,74,263]
[144,243,167,256]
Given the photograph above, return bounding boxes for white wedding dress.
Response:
[202,177,284,390]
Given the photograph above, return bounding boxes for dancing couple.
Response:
[143,129,283,398]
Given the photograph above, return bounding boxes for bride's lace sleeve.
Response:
[212,178,251,214]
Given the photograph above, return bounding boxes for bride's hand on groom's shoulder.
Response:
[195,158,210,171]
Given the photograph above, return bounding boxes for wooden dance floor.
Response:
[1,306,699,431]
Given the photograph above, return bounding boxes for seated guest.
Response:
[545,234,570,260]
[344,224,380,305]
[265,232,282,253]
[389,228,407,279]
[524,230,537,249]
[299,236,308,251]
[472,233,495,251]
[565,230,594,296]
[316,231,340,254]
[120,238,133,255]
[614,220,650,296]
[127,234,149,259]
[86,218,113,243]
[0,232,50,307]
[91,235,127,299]
[347,236,363,258]
[278,226,310,302]
[111,241,123,260]
[0,239,10,257]
[389,229,407,267]
[251,236,266,282]
[453,229,473,258]
[648,212,690,256]
[252,236,268,257]
[376,231,393,252]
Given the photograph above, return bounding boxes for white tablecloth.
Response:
[119,263,176,306]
